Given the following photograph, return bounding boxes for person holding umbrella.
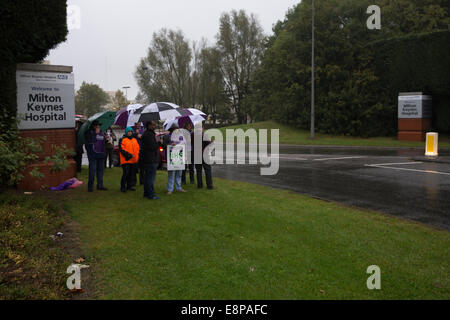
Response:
[140,120,161,200]
[176,115,206,185]
[84,120,108,192]
[181,122,195,185]
[162,125,187,195]
[193,125,214,190]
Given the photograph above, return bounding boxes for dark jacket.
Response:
[191,130,212,164]
[75,128,84,155]
[140,129,160,164]
[161,133,171,149]
[191,130,212,151]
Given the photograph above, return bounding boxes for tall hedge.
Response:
[248,0,449,137]
[369,30,450,133]
[0,1,68,130]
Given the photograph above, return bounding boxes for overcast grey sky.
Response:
[47,0,300,100]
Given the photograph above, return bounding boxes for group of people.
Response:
[74,120,214,200]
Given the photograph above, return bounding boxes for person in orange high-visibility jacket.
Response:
[119,127,140,192]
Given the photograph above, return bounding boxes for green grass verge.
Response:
[62,167,449,299]
[214,121,450,148]
[0,193,71,299]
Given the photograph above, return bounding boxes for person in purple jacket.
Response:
[84,120,108,192]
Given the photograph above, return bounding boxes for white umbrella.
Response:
[135,102,182,123]
[182,108,206,117]
[176,114,206,128]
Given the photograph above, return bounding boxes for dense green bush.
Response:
[0,115,44,187]
[0,1,68,187]
[0,122,75,189]
[0,0,68,124]
[248,0,449,136]
[369,30,450,133]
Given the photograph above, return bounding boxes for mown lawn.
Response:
[216,121,450,148]
[61,167,450,300]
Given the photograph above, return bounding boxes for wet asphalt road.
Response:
[212,145,450,230]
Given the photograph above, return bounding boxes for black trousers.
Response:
[75,152,83,172]
[104,148,114,168]
[121,164,134,191]
[182,163,195,184]
[138,162,144,185]
[195,163,213,188]
[130,163,144,187]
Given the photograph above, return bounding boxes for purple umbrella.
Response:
[178,108,207,117]
[177,114,207,129]
[114,104,143,128]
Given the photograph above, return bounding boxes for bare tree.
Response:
[197,40,227,124]
[216,10,265,124]
[135,29,192,107]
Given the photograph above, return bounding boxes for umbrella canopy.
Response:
[114,104,143,128]
[176,114,206,129]
[77,111,116,146]
[163,118,179,131]
[133,102,182,123]
[178,108,206,117]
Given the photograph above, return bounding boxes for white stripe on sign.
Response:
[365,164,450,176]
[313,156,366,161]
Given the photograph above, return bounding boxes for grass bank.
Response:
[62,167,449,299]
[215,121,450,148]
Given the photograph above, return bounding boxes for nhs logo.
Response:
[58,74,69,80]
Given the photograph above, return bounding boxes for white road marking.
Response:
[367,162,423,166]
[365,163,450,176]
[278,156,308,161]
[313,156,366,161]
